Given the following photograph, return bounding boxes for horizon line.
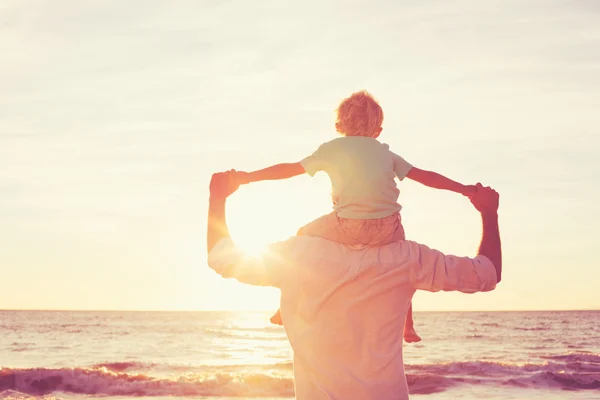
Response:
[1,308,599,313]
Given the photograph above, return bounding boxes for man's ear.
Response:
[373,127,383,138]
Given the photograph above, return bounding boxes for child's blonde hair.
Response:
[335,90,384,137]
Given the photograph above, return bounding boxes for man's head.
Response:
[335,91,384,138]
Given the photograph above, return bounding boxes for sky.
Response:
[1,0,599,311]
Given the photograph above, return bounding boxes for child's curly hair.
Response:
[335,90,383,137]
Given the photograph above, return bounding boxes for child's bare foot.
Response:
[270,309,283,325]
[404,326,422,343]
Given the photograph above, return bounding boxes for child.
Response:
[235,90,475,343]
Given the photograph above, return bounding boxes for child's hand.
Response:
[462,184,477,197]
[234,171,252,185]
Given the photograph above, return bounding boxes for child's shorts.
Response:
[297,212,405,246]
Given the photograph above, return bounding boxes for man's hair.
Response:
[335,91,384,137]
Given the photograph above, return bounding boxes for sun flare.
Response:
[234,236,268,257]
[225,177,332,263]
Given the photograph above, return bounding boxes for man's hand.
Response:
[469,183,499,214]
[209,170,240,200]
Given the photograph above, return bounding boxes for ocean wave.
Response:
[0,389,61,400]
[539,351,600,364]
[9,348,30,353]
[480,322,501,327]
[0,367,295,397]
[0,368,468,397]
[464,334,485,339]
[405,373,465,395]
[506,371,600,390]
[92,362,151,372]
[2,355,600,397]
[514,326,550,331]
[91,360,293,373]
[408,359,600,377]
[407,358,600,391]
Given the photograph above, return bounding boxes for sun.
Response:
[224,176,332,258]
[225,185,298,257]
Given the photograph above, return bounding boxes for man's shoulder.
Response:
[271,235,376,262]
[281,236,421,248]
[273,235,338,251]
[277,236,423,261]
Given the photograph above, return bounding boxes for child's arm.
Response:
[239,162,305,184]
[406,167,476,196]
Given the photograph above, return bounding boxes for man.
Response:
[207,170,501,400]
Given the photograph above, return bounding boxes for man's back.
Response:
[209,235,496,400]
[280,237,413,399]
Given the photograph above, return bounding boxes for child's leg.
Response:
[403,302,421,343]
[270,309,283,325]
[300,212,403,246]
[297,212,344,241]
[339,212,405,246]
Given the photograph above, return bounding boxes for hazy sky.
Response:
[1,0,599,311]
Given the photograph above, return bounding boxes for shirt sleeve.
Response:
[391,151,413,181]
[207,238,291,288]
[300,143,328,177]
[407,241,497,293]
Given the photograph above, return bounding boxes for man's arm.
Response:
[409,183,501,292]
[241,163,305,184]
[406,167,475,196]
[207,197,229,254]
[206,171,286,287]
[472,185,502,282]
[207,172,237,253]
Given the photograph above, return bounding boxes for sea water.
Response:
[1,310,599,399]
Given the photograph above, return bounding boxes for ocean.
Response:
[0,310,598,399]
